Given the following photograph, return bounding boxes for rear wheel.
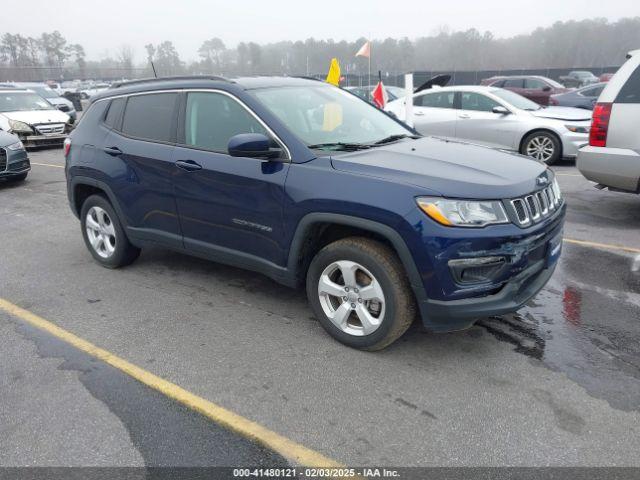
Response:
[306,237,416,351]
[80,194,140,268]
[521,131,561,165]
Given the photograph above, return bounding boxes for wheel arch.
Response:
[69,176,128,227]
[286,213,428,317]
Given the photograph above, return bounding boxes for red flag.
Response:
[371,81,388,109]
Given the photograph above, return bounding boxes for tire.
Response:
[306,237,416,351]
[9,172,28,182]
[521,131,561,165]
[80,194,140,268]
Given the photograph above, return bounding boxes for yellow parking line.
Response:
[31,162,64,169]
[564,238,640,254]
[0,297,342,468]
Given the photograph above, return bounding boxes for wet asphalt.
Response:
[0,150,639,468]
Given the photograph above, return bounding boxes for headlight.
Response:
[565,125,590,134]
[552,177,562,202]
[8,120,33,134]
[6,141,25,151]
[416,197,509,227]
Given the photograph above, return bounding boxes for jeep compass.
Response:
[65,76,565,350]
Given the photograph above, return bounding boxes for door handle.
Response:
[103,146,122,156]
[175,159,202,172]
[458,114,470,119]
[414,111,425,116]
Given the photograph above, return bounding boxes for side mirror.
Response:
[492,106,510,115]
[542,86,552,92]
[228,133,282,160]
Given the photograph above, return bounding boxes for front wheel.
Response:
[306,237,416,351]
[521,131,561,165]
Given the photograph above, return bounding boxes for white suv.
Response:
[577,49,640,193]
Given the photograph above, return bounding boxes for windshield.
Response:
[386,86,405,100]
[492,88,542,111]
[252,85,412,148]
[0,91,53,112]
[544,77,565,88]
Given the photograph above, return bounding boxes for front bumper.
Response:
[1,149,30,178]
[560,131,589,158]
[19,133,67,149]
[402,203,565,332]
[577,145,640,193]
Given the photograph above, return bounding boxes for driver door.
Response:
[454,92,518,150]
[171,91,290,265]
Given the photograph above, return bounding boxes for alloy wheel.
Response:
[317,260,386,336]
[85,206,116,259]
[526,135,555,163]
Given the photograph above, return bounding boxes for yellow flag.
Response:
[325,58,341,86]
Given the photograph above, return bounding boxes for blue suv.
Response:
[65,76,565,350]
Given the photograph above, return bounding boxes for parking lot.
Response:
[1,147,639,469]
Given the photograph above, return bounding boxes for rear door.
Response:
[524,78,552,105]
[106,92,182,247]
[454,91,519,150]
[502,78,526,99]
[172,90,290,266]
[411,90,457,137]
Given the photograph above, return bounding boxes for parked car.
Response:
[549,83,606,110]
[12,82,77,123]
[578,50,640,194]
[385,85,591,164]
[484,76,571,105]
[65,76,565,350]
[0,87,71,148]
[559,70,599,88]
[599,73,615,83]
[0,130,30,182]
[345,85,406,103]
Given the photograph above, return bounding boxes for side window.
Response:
[460,92,500,112]
[525,78,547,90]
[616,65,640,104]
[184,92,268,152]
[492,80,506,88]
[104,97,125,129]
[503,78,525,88]
[121,93,178,142]
[414,91,454,108]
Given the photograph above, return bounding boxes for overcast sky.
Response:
[10,0,640,61]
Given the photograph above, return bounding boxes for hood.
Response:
[330,137,548,199]
[0,130,20,147]
[529,106,591,121]
[0,109,70,124]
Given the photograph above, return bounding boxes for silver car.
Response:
[577,49,640,193]
[386,85,591,164]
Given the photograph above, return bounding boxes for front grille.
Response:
[0,148,6,172]
[34,123,65,135]
[509,185,562,227]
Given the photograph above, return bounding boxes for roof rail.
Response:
[111,75,231,89]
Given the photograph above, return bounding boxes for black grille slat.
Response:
[509,185,563,227]
[0,148,6,172]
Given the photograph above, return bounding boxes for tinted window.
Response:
[525,78,547,89]
[184,92,268,152]
[616,65,640,104]
[121,93,178,142]
[503,78,525,88]
[492,79,506,87]
[104,97,125,128]
[460,92,500,112]
[414,91,454,108]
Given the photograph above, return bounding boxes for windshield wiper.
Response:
[371,134,420,145]
[307,142,371,151]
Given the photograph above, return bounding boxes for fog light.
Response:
[449,256,506,285]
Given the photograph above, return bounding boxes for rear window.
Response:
[104,98,125,128]
[616,65,640,104]
[121,93,178,142]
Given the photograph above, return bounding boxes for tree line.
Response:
[1,17,639,80]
